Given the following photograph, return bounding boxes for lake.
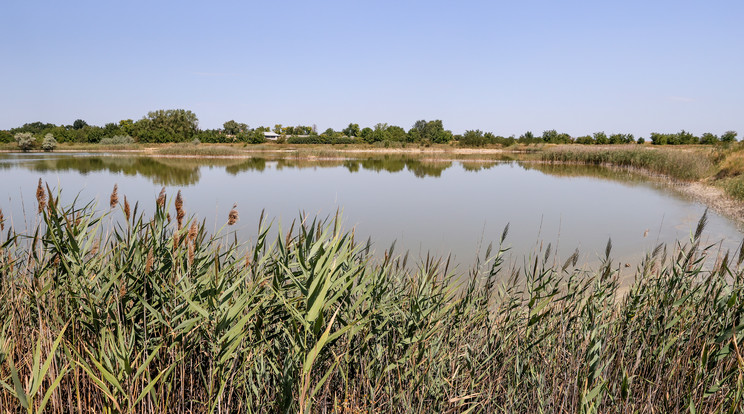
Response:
[0,152,741,273]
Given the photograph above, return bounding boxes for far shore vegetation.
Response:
[4,108,744,201]
[1,186,743,412]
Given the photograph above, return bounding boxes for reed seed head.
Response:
[36,178,46,214]
[0,208,4,231]
[110,184,119,209]
[188,221,198,241]
[176,190,185,230]
[228,204,239,226]
[157,187,166,207]
[124,196,131,222]
[188,241,195,267]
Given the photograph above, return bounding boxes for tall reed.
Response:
[0,188,743,412]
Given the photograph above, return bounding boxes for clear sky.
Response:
[1,0,742,138]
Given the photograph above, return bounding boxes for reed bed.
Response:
[540,146,716,181]
[1,185,743,413]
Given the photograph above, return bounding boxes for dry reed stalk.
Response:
[157,187,166,207]
[228,204,238,226]
[124,196,131,222]
[110,184,119,209]
[0,208,4,231]
[36,178,46,214]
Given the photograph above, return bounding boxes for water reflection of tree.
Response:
[20,156,201,186]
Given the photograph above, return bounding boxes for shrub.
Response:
[191,138,201,145]
[14,132,36,151]
[99,135,135,145]
[41,133,58,152]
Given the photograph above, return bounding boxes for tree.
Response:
[593,132,609,145]
[460,130,485,147]
[41,133,58,151]
[721,130,738,143]
[14,132,36,151]
[72,119,88,130]
[342,123,360,137]
[136,109,199,142]
[700,132,719,145]
[223,120,248,135]
[360,127,373,140]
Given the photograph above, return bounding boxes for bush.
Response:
[99,135,135,145]
[14,132,36,151]
[191,138,201,145]
[41,133,58,152]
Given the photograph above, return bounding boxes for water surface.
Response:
[0,153,740,273]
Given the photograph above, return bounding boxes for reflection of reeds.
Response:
[1,194,743,413]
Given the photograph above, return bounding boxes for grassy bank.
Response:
[1,188,743,412]
[539,145,717,181]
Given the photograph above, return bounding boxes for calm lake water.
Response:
[0,152,742,272]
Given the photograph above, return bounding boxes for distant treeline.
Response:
[0,108,738,147]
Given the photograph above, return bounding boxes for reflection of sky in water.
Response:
[0,153,741,275]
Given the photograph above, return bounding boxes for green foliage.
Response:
[342,123,360,137]
[135,109,199,143]
[223,120,248,135]
[41,133,57,152]
[410,119,453,143]
[650,130,700,145]
[459,129,486,147]
[721,130,738,143]
[14,132,36,151]
[0,130,13,143]
[0,195,743,412]
[72,119,88,130]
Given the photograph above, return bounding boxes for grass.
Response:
[156,144,246,157]
[0,186,743,412]
[540,145,717,181]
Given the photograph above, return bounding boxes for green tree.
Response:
[460,130,486,147]
[342,123,360,137]
[721,130,738,143]
[14,132,36,151]
[136,109,199,142]
[72,119,88,130]
[593,132,609,145]
[42,133,58,151]
[224,120,248,135]
[700,132,719,145]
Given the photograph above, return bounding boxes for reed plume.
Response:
[110,184,119,209]
[175,190,185,230]
[36,178,46,214]
[0,208,4,231]
[188,221,198,241]
[228,204,238,226]
[156,187,166,207]
[188,241,194,267]
[124,196,131,222]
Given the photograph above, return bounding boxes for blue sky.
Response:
[1,0,742,138]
